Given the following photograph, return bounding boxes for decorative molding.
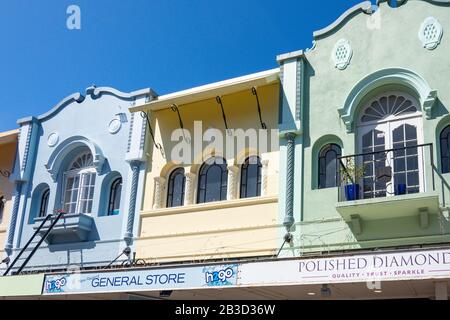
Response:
[47,132,59,147]
[227,165,239,201]
[295,58,303,120]
[127,113,135,153]
[418,17,443,50]
[91,86,157,101]
[313,1,372,40]
[153,177,166,210]
[332,39,353,70]
[284,132,296,230]
[184,172,196,206]
[45,136,105,181]
[21,124,33,171]
[5,182,23,254]
[338,68,437,133]
[141,196,278,218]
[108,118,122,134]
[261,159,269,197]
[124,160,142,243]
[423,90,438,119]
[17,86,157,125]
[139,114,147,151]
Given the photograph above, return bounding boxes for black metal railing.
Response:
[337,143,434,202]
[3,210,65,276]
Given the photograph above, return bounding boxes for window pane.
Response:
[441,127,450,174]
[318,144,341,189]
[198,158,227,203]
[205,166,222,202]
[241,156,261,198]
[167,169,185,208]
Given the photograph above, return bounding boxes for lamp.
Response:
[159,290,173,298]
[321,284,331,297]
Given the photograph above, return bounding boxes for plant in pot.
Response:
[340,158,366,201]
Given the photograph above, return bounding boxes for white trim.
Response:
[129,68,280,112]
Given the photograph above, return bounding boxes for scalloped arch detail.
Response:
[338,68,437,133]
[45,136,105,181]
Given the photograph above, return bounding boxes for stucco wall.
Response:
[279,0,450,255]
[7,88,151,271]
[136,83,281,262]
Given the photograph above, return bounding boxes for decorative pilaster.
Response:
[153,177,166,209]
[124,161,142,244]
[261,159,269,197]
[227,165,239,200]
[283,132,296,230]
[184,172,196,205]
[5,182,24,255]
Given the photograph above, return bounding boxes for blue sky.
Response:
[0,0,370,131]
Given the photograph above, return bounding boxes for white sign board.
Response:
[43,264,238,295]
[239,249,450,285]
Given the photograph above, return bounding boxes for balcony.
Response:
[335,143,439,223]
[33,213,94,244]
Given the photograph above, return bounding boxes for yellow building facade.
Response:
[131,69,281,263]
[0,130,18,262]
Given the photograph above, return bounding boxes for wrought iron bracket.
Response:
[171,104,184,131]
[140,111,164,156]
[216,96,231,134]
[171,104,190,143]
[251,86,267,129]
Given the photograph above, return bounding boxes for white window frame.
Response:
[62,153,96,215]
[356,92,424,198]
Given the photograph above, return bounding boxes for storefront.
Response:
[37,246,449,300]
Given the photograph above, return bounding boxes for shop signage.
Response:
[239,248,450,285]
[43,264,238,295]
[42,248,450,295]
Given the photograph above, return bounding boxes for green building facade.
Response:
[278,0,450,256]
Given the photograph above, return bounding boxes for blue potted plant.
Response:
[340,159,365,201]
[395,183,407,195]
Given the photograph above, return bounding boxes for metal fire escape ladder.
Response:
[3,211,65,276]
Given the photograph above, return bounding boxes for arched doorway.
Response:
[356,92,424,199]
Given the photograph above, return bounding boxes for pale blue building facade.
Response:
[4,86,156,272]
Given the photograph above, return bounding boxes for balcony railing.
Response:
[337,143,435,202]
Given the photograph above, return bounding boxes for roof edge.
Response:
[17,86,157,125]
[313,1,373,40]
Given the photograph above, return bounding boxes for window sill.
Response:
[141,196,278,218]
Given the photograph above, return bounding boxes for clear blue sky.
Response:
[0,0,371,131]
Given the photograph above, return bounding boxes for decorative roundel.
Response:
[332,39,353,70]
[47,132,59,147]
[108,118,122,134]
[419,17,443,50]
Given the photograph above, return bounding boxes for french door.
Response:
[357,117,424,199]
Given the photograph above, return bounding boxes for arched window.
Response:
[318,144,341,189]
[0,196,4,224]
[240,156,262,198]
[357,92,423,198]
[108,177,122,215]
[63,152,96,214]
[197,157,228,204]
[440,125,450,174]
[39,189,50,217]
[167,168,185,208]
